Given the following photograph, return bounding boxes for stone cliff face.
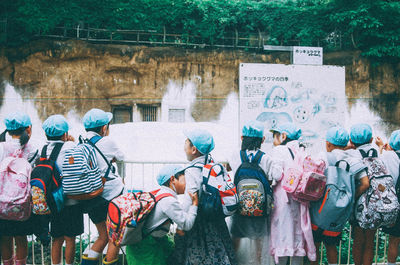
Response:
[0,40,398,125]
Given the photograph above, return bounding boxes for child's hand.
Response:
[375,137,384,148]
[176,229,185,236]
[67,135,75,142]
[189,192,198,206]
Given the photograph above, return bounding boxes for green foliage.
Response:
[0,0,399,61]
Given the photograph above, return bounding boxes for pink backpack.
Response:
[0,146,32,221]
[282,146,327,203]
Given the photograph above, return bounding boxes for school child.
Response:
[0,112,38,265]
[227,120,282,264]
[122,165,198,265]
[310,126,368,265]
[41,115,84,265]
[173,129,237,265]
[80,108,125,265]
[375,130,400,265]
[347,124,376,265]
[269,122,315,265]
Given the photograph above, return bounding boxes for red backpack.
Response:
[106,189,173,246]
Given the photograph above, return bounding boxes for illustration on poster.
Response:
[264,85,288,109]
[290,88,316,103]
[256,111,293,130]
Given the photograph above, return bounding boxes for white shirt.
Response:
[144,186,198,237]
[228,149,283,182]
[380,150,400,184]
[85,132,125,200]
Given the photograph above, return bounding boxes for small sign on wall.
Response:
[292,46,323,65]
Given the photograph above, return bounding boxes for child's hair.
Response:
[46,134,64,141]
[8,127,29,146]
[162,172,184,187]
[85,123,109,134]
[241,136,263,151]
[273,131,294,145]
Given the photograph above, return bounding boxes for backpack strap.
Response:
[327,152,350,171]
[359,148,377,158]
[49,143,64,161]
[0,130,7,142]
[288,147,295,160]
[252,150,264,165]
[155,193,174,202]
[40,145,48,159]
[240,150,249,163]
[28,149,39,163]
[86,136,116,179]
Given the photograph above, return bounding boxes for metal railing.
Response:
[27,161,392,265]
[30,26,348,51]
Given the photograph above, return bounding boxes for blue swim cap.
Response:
[270,123,301,140]
[389,130,400,151]
[184,129,215,155]
[242,120,264,138]
[42,115,69,137]
[4,112,31,130]
[82,108,113,129]
[326,126,349,147]
[350,123,372,145]
[157,164,184,186]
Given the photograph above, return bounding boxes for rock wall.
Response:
[0,40,399,125]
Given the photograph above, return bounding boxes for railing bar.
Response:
[339,239,342,265]
[375,230,379,264]
[80,234,83,263]
[41,244,44,265]
[320,242,324,265]
[347,226,352,265]
[383,233,388,265]
[32,235,35,265]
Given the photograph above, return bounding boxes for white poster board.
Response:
[239,63,345,151]
[292,46,323,65]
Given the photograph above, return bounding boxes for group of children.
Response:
[1,108,400,265]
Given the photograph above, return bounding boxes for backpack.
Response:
[61,138,104,200]
[282,147,327,202]
[106,189,173,246]
[31,143,65,215]
[0,145,32,221]
[234,150,273,217]
[355,149,399,229]
[310,153,365,232]
[198,162,238,219]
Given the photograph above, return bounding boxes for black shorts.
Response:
[0,216,35,236]
[51,204,84,238]
[312,225,342,246]
[383,216,400,237]
[80,196,109,224]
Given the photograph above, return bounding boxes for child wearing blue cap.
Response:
[310,127,368,265]
[375,130,400,265]
[79,108,126,265]
[173,129,237,265]
[40,114,83,265]
[124,165,198,265]
[227,120,283,264]
[347,123,381,265]
[0,112,38,265]
[269,122,316,265]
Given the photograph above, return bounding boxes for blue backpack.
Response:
[310,153,365,232]
[234,150,273,217]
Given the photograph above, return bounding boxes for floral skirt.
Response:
[172,215,237,265]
